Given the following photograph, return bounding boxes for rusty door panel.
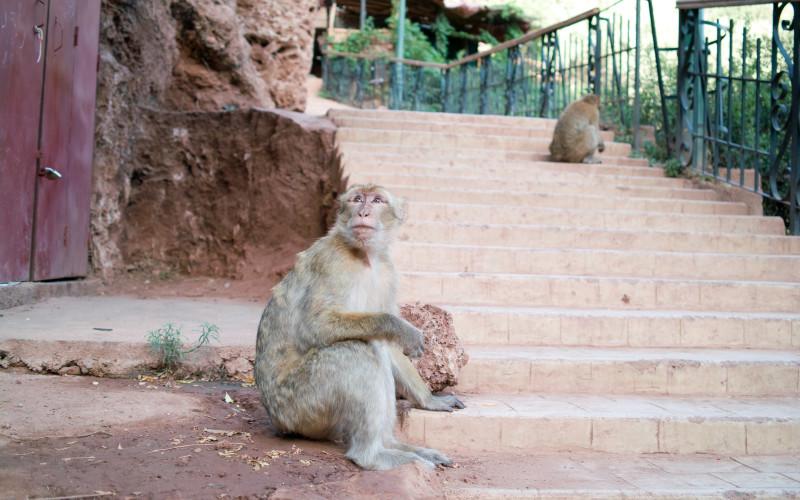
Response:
[0,0,48,281]
[62,0,100,279]
[32,0,99,280]
[31,0,77,280]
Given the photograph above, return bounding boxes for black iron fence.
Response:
[675,1,799,235]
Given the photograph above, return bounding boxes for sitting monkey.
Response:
[549,94,606,164]
[254,184,464,471]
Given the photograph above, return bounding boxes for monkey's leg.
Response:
[389,346,465,411]
[267,342,429,470]
[307,341,433,470]
[580,125,603,164]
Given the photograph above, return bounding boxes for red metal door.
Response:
[0,0,100,282]
[0,0,48,281]
[32,0,99,280]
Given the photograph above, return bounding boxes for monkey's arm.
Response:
[389,346,465,412]
[314,309,424,357]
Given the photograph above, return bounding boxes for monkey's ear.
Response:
[393,197,407,221]
[335,189,351,214]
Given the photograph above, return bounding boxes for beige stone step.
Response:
[399,271,800,313]
[431,450,800,499]
[351,172,716,201]
[444,306,800,349]
[336,128,633,157]
[394,243,800,282]
[402,202,785,234]
[330,115,617,142]
[389,185,747,215]
[347,160,689,188]
[329,108,559,128]
[339,144,650,168]
[400,392,800,455]
[399,221,800,254]
[456,346,800,396]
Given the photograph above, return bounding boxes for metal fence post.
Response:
[677,8,699,168]
[792,4,800,235]
[480,59,489,115]
[632,0,642,153]
[588,14,602,94]
[392,0,406,110]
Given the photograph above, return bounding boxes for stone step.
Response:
[329,115,617,142]
[399,221,800,255]
[400,392,800,455]
[456,345,800,396]
[389,185,748,215]
[398,271,800,313]
[433,451,800,499]
[336,128,633,157]
[347,160,689,188]
[338,144,650,168]
[445,305,800,349]
[350,172,717,201]
[394,243,800,282]
[402,202,785,234]
[329,108,560,128]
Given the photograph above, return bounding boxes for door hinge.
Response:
[74,26,79,46]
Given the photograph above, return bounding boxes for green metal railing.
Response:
[322,8,636,128]
[675,1,799,234]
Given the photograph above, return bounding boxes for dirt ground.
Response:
[0,368,474,499]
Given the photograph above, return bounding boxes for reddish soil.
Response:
[0,370,455,499]
[99,247,298,302]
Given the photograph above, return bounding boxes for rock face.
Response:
[122,108,341,278]
[91,0,321,277]
[401,303,470,393]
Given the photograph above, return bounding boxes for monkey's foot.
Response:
[421,394,465,412]
[413,446,454,467]
[349,447,435,471]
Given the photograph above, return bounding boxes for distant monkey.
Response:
[549,94,606,164]
[254,184,464,471]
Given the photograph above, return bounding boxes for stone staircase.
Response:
[328,109,800,498]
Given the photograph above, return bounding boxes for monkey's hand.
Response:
[598,140,606,153]
[397,320,425,358]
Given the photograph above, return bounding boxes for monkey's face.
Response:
[336,184,405,251]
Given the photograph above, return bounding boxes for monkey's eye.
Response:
[372,195,383,203]
[352,195,363,203]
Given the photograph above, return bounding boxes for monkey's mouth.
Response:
[351,224,376,238]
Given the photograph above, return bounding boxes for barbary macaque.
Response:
[549,94,606,164]
[254,184,464,471]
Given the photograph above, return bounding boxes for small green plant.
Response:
[662,158,685,178]
[146,322,221,374]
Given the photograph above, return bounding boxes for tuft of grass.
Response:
[146,322,221,374]
[662,158,685,178]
